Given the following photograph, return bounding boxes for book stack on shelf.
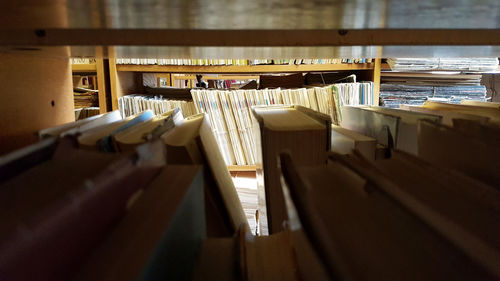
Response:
[116,58,250,66]
[73,88,99,109]
[191,82,374,166]
[118,95,197,119]
[381,57,498,108]
[71,58,97,65]
[380,83,488,108]
[1,96,500,280]
[387,58,499,72]
[0,108,249,280]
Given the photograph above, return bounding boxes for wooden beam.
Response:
[372,58,381,106]
[1,29,500,46]
[95,48,108,113]
[71,63,97,72]
[108,47,119,111]
[116,63,374,73]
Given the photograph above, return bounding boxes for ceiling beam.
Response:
[0,29,499,46]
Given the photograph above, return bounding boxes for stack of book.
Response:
[1,109,248,280]
[74,90,99,109]
[116,58,250,66]
[381,84,487,108]
[191,82,374,166]
[118,95,196,119]
[71,58,97,64]
[387,58,499,72]
[1,98,499,280]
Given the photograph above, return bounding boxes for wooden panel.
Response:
[108,47,119,110]
[2,29,500,47]
[71,63,97,72]
[372,58,381,106]
[95,47,108,113]
[3,0,500,30]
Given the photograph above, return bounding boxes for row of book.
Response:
[114,58,373,66]
[241,103,499,279]
[251,100,500,234]
[118,95,197,119]
[1,100,499,280]
[380,84,487,108]
[1,109,249,280]
[191,82,374,165]
[70,58,97,64]
[387,57,499,72]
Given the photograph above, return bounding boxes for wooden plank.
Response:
[372,58,381,106]
[227,165,257,172]
[71,63,97,72]
[116,63,375,73]
[1,29,500,46]
[95,47,108,113]
[217,75,259,80]
[108,47,119,111]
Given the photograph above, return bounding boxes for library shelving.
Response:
[71,56,108,114]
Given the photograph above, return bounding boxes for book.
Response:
[399,104,489,126]
[341,106,441,155]
[118,95,196,119]
[192,225,328,281]
[113,109,179,152]
[38,113,102,139]
[340,105,399,149]
[0,136,58,183]
[362,106,441,154]
[77,111,154,151]
[418,120,500,187]
[0,141,165,280]
[252,105,331,234]
[73,165,205,281]
[331,125,376,161]
[162,113,249,235]
[97,110,155,152]
[279,152,497,280]
[422,101,500,122]
[367,150,500,277]
[461,100,500,108]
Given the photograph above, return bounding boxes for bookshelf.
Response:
[71,54,108,114]
[108,56,383,172]
[110,59,382,105]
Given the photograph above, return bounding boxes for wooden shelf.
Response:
[227,165,257,172]
[72,64,97,72]
[116,63,375,74]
